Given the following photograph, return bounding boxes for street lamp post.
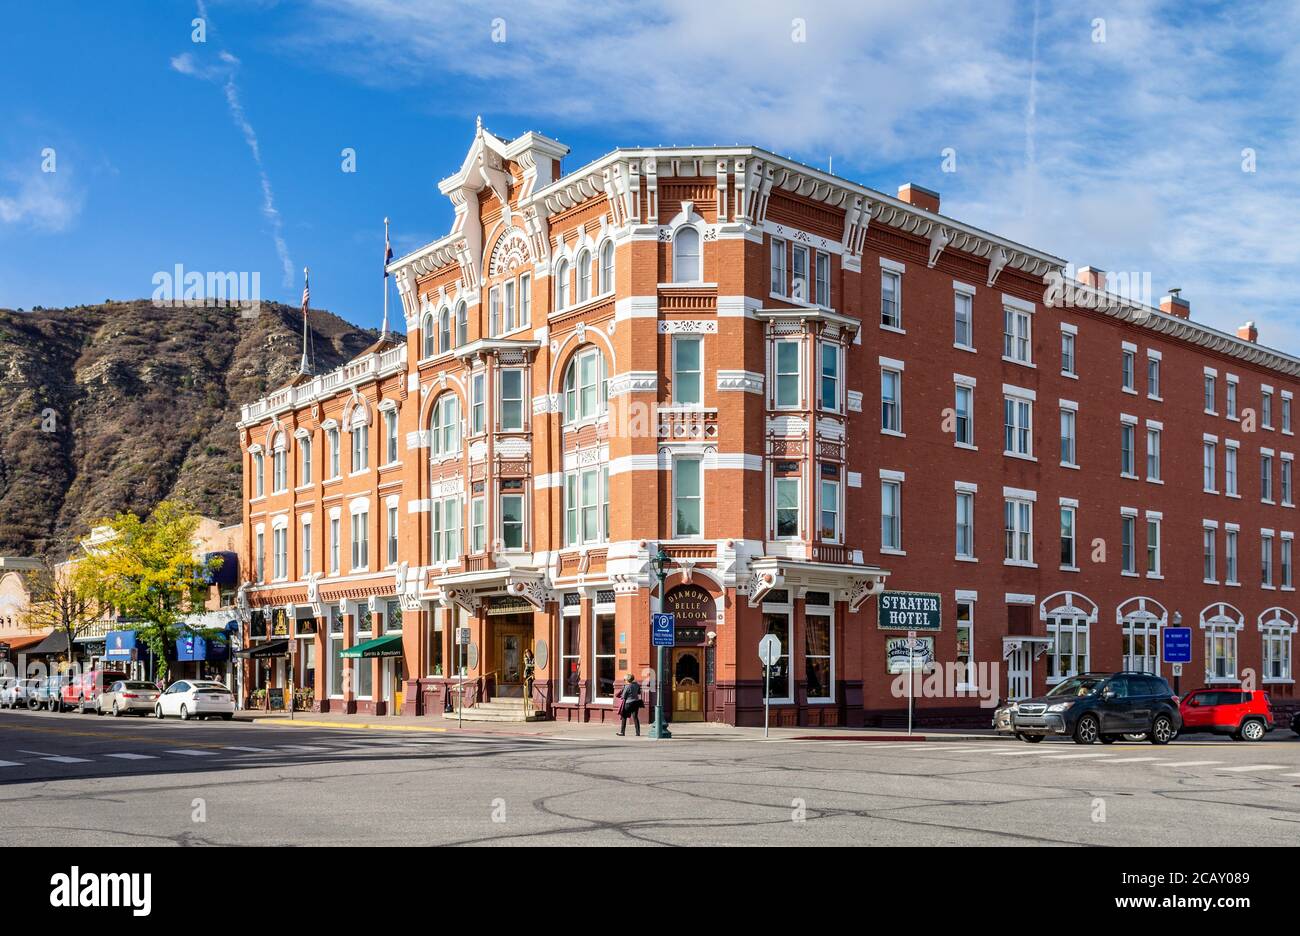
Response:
[648,548,672,740]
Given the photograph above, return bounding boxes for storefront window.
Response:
[329,605,343,698]
[385,600,402,633]
[804,613,832,701]
[561,609,581,701]
[353,607,373,699]
[426,611,444,677]
[762,612,791,702]
[594,614,615,702]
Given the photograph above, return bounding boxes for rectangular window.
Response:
[1262,453,1274,502]
[1047,616,1089,680]
[330,517,341,574]
[594,614,616,701]
[440,496,461,561]
[350,510,369,571]
[302,520,312,575]
[489,285,501,337]
[560,611,580,701]
[1121,514,1136,574]
[387,504,399,566]
[1203,527,1216,582]
[1003,307,1031,363]
[504,279,517,332]
[1060,330,1076,376]
[956,491,974,558]
[253,453,264,498]
[1120,423,1136,476]
[1004,498,1033,564]
[774,340,801,408]
[674,458,702,537]
[1060,408,1076,466]
[820,478,840,541]
[384,409,399,465]
[815,251,831,306]
[500,369,525,431]
[1146,427,1161,481]
[955,600,975,687]
[881,479,902,551]
[1264,626,1292,680]
[254,531,265,582]
[1203,441,1217,491]
[301,438,312,485]
[774,477,800,538]
[770,237,786,296]
[1225,445,1238,495]
[1147,356,1161,398]
[1263,390,1273,427]
[1283,538,1294,589]
[470,496,485,554]
[1227,379,1238,419]
[1285,395,1293,433]
[519,273,531,327]
[329,606,344,697]
[791,245,809,301]
[1205,629,1238,681]
[1262,533,1274,587]
[1060,505,1076,568]
[1226,529,1239,584]
[471,372,485,435]
[1003,396,1032,457]
[1147,517,1161,575]
[273,527,287,581]
[881,368,902,432]
[763,612,792,702]
[881,270,901,328]
[820,343,840,411]
[954,291,972,348]
[328,428,340,479]
[1204,374,1217,413]
[805,612,833,702]
[500,493,524,550]
[1284,456,1294,505]
[351,425,368,473]
[955,385,973,446]
[673,336,703,405]
[1121,349,1135,390]
[352,608,373,699]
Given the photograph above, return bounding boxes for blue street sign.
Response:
[1162,627,1192,664]
[652,613,676,647]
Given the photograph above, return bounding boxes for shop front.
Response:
[170,613,237,686]
[662,584,717,723]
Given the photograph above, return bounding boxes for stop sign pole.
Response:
[758,634,781,739]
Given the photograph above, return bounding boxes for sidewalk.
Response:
[234,709,1005,743]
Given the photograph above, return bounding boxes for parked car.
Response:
[1180,688,1274,741]
[1012,672,1181,745]
[97,680,161,717]
[992,701,1017,736]
[61,671,113,714]
[154,680,235,720]
[1292,710,1299,736]
[29,675,74,712]
[0,678,40,708]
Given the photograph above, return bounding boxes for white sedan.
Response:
[155,680,236,720]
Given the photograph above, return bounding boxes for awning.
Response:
[0,633,50,653]
[27,631,70,655]
[340,634,404,659]
[235,639,290,659]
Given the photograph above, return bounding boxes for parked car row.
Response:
[993,672,1300,743]
[0,675,235,720]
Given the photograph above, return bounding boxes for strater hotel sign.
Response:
[877,591,942,631]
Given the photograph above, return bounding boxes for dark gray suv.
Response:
[1011,672,1181,745]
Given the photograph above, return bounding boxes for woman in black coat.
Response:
[615,673,643,736]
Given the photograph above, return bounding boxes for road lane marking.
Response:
[224,746,272,753]
[41,756,92,763]
[1041,753,1112,760]
[165,749,216,757]
[103,753,157,760]
[278,745,330,752]
[990,750,1044,756]
[1217,764,1288,773]
[1282,773,1300,778]
[1104,757,1161,763]
[0,760,23,767]
[1159,761,1223,767]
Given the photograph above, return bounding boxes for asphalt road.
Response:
[2,708,1299,846]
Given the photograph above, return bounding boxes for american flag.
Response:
[384,220,393,275]
[301,267,310,314]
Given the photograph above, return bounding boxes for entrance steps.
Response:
[448,696,542,723]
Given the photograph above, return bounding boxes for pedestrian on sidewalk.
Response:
[615,673,642,736]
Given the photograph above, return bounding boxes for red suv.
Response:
[1179,688,1275,741]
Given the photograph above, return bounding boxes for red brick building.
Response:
[236,124,1297,727]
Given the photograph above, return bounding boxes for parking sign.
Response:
[652,613,675,647]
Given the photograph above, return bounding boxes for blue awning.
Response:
[103,630,138,661]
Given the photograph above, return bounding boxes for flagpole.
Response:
[381,217,391,339]
[299,266,311,376]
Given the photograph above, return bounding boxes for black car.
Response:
[1011,672,1181,745]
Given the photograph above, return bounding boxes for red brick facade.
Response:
[237,125,1298,727]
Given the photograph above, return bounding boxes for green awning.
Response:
[339,634,404,659]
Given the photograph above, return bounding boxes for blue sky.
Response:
[2,0,1299,348]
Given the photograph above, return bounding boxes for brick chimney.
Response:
[1237,321,1258,342]
[1160,289,1191,319]
[897,183,940,213]
[1076,266,1107,290]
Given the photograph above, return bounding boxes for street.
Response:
[2,709,1299,846]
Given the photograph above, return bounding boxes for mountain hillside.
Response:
[0,300,383,556]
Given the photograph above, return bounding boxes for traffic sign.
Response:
[652,613,676,647]
[456,627,471,646]
[1162,627,1192,664]
[758,634,782,667]
[1172,663,1183,677]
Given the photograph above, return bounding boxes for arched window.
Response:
[1201,602,1244,682]
[563,346,608,424]
[555,259,570,310]
[576,248,591,303]
[1259,607,1297,682]
[271,432,288,494]
[1040,591,1097,681]
[252,450,265,498]
[599,240,615,293]
[1117,597,1166,674]
[439,307,451,352]
[421,311,436,358]
[455,301,468,346]
[349,406,369,472]
[431,394,461,458]
[672,226,701,283]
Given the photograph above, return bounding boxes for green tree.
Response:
[75,501,221,683]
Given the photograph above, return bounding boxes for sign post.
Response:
[1162,626,1193,697]
[456,626,470,730]
[651,612,675,739]
[907,630,916,735]
[758,634,782,740]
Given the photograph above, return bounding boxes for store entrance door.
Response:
[671,648,704,721]
[492,617,531,698]
[1008,648,1032,701]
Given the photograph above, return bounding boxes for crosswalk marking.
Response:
[165,749,216,757]
[1159,760,1222,767]
[0,760,22,767]
[103,753,157,760]
[224,746,271,753]
[40,755,91,764]
[990,750,1044,757]
[1104,757,1160,763]
[1217,764,1288,773]
[1042,753,1112,760]
[278,745,330,752]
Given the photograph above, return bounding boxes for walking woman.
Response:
[615,673,643,736]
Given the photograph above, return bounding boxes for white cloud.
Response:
[292,0,1300,349]
[0,166,83,232]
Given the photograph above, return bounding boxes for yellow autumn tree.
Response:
[74,501,222,683]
